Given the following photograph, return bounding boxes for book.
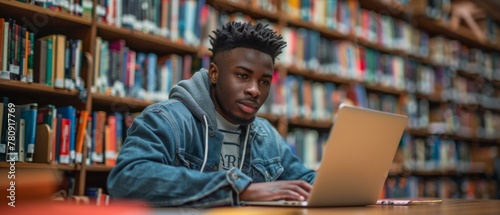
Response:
[59,118,70,164]
[64,39,72,90]
[0,18,4,72]
[75,110,89,163]
[92,36,102,92]
[20,103,38,162]
[55,114,63,163]
[27,32,34,83]
[53,34,66,88]
[0,96,7,161]
[92,111,106,164]
[104,115,116,166]
[18,119,25,162]
[114,112,123,152]
[36,105,57,164]
[57,106,76,164]
[1,21,8,77]
[38,35,56,86]
[33,124,52,164]
[85,114,92,165]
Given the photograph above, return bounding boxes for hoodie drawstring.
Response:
[200,115,250,172]
[239,125,250,170]
[200,115,209,172]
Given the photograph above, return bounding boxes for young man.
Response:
[107,21,316,207]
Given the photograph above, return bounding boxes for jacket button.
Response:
[231,173,239,180]
[209,131,215,137]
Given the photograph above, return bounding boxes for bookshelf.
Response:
[91,93,154,113]
[96,23,199,55]
[0,0,499,202]
[0,161,78,171]
[0,0,92,26]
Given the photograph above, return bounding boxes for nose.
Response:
[244,81,261,98]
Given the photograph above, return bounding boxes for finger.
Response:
[273,190,304,201]
[294,181,313,192]
[286,184,310,200]
[285,180,312,193]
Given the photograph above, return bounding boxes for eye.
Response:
[237,73,249,79]
[260,80,271,85]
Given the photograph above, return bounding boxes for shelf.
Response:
[416,93,442,103]
[0,79,85,107]
[0,79,80,96]
[208,0,280,21]
[407,54,437,66]
[288,117,332,130]
[285,17,349,40]
[414,16,500,51]
[0,0,91,27]
[474,0,500,23]
[358,0,500,51]
[287,66,405,96]
[405,129,500,144]
[356,38,406,56]
[363,83,405,96]
[96,23,198,55]
[0,162,77,171]
[358,0,410,21]
[356,38,452,71]
[91,93,156,113]
[257,112,281,123]
[85,165,114,172]
[198,48,213,57]
[456,69,481,79]
[286,67,352,85]
[389,170,487,177]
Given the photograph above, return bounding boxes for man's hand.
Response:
[239,180,312,201]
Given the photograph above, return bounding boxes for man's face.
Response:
[209,47,274,125]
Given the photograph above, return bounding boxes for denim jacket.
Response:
[107,69,316,207]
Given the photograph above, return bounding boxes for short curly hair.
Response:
[209,21,286,64]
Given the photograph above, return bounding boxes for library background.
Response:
[0,0,499,205]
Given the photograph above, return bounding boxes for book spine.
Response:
[27,32,34,83]
[2,21,9,78]
[75,110,89,163]
[46,37,54,86]
[21,104,38,162]
[18,119,25,162]
[54,34,66,89]
[0,18,4,73]
[0,97,9,161]
[104,115,116,166]
[59,118,70,164]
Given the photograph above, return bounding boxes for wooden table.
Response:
[197,199,500,215]
[3,199,500,214]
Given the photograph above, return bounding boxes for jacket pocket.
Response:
[251,159,284,182]
[176,151,204,170]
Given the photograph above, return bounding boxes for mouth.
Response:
[237,100,259,114]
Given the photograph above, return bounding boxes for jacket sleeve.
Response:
[278,140,316,184]
[107,107,252,207]
[270,124,316,184]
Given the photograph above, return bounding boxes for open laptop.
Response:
[241,104,408,207]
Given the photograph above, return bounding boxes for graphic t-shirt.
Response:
[216,112,241,171]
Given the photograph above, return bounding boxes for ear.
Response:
[208,62,218,84]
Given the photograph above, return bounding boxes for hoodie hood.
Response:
[169,68,217,128]
[169,68,251,172]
